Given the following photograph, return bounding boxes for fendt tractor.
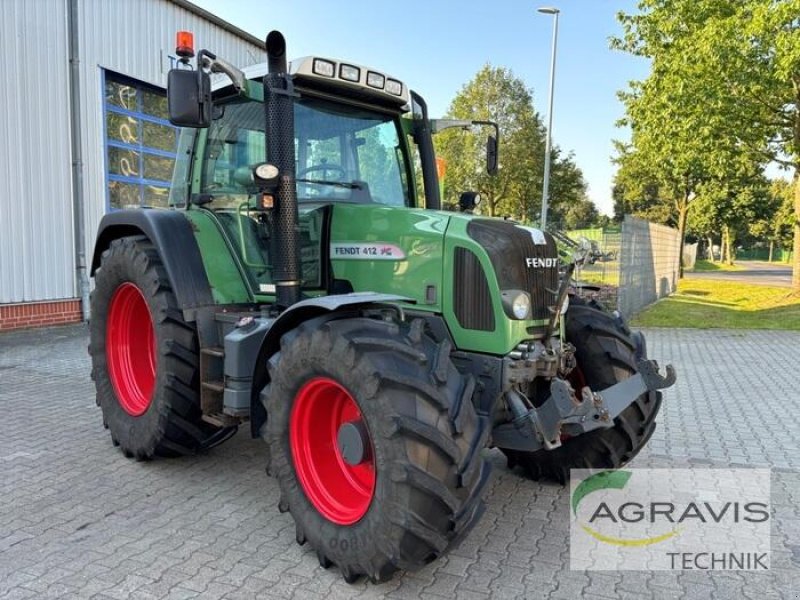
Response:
[89,30,676,582]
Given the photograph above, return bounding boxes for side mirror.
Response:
[167,68,211,128]
[486,135,498,175]
[429,118,499,178]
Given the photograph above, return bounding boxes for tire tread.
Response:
[263,316,489,582]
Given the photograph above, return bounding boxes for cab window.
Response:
[199,96,411,207]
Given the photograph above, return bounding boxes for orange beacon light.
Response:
[176,31,195,59]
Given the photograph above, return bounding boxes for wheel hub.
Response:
[337,420,370,465]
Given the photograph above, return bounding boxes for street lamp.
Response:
[537,6,559,230]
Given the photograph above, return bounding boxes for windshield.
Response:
[198,95,412,208]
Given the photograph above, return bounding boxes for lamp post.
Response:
[537,6,559,230]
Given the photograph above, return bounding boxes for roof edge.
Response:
[168,0,265,50]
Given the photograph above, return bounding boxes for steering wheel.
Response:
[297,163,347,181]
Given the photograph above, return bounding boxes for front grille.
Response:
[466,220,559,321]
[453,247,495,331]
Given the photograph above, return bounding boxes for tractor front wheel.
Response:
[263,317,490,582]
[89,236,235,459]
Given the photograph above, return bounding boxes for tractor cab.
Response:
[188,62,414,210]
[166,45,434,302]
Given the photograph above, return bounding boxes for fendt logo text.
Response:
[525,257,559,268]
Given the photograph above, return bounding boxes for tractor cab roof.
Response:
[212,58,410,111]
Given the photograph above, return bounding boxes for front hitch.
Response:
[492,360,676,452]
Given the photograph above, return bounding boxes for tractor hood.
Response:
[328,204,560,355]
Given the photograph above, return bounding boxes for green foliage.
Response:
[691,260,743,272]
[612,143,673,224]
[434,65,596,226]
[355,125,403,204]
[688,168,773,248]
[612,0,800,285]
[560,195,601,230]
[765,179,796,248]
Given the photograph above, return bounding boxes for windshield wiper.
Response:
[296,178,362,189]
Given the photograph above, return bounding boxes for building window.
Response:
[104,72,178,209]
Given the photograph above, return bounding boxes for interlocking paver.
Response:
[1,324,798,599]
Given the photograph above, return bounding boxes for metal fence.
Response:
[683,243,698,270]
[736,247,794,262]
[567,216,681,317]
[617,216,681,317]
[567,228,622,310]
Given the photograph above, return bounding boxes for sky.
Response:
[190,0,650,216]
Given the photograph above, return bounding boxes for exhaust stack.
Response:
[264,31,301,307]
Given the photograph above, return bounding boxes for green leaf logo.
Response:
[572,470,632,516]
[572,470,680,547]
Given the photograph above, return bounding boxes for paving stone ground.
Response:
[1,324,798,599]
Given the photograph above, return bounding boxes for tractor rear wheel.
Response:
[503,302,661,483]
[89,236,235,459]
[263,317,490,582]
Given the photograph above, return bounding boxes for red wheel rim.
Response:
[290,377,376,525]
[106,283,156,416]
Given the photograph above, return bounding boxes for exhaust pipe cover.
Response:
[263,30,300,307]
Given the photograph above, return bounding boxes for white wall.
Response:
[0,0,263,304]
[76,0,263,285]
[0,0,74,303]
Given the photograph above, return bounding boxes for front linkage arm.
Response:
[492,360,677,452]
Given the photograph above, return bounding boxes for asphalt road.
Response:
[1,324,798,599]
[685,261,792,287]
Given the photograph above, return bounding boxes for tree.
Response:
[611,134,708,277]
[689,173,772,264]
[434,65,592,225]
[612,143,674,225]
[611,3,758,276]
[559,197,601,230]
[546,151,595,228]
[614,0,800,289]
[752,179,796,260]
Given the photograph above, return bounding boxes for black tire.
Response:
[89,236,235,459]
[263,317,490,582]
[503,302,662,483]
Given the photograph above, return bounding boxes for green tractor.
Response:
[89,30,675,582]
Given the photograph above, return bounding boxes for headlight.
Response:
[501,290,531,320]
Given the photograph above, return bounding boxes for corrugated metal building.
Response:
[0,0,262,330]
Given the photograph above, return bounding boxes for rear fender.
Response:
[91,210,213,310]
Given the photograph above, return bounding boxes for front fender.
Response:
[248,293,413,436]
